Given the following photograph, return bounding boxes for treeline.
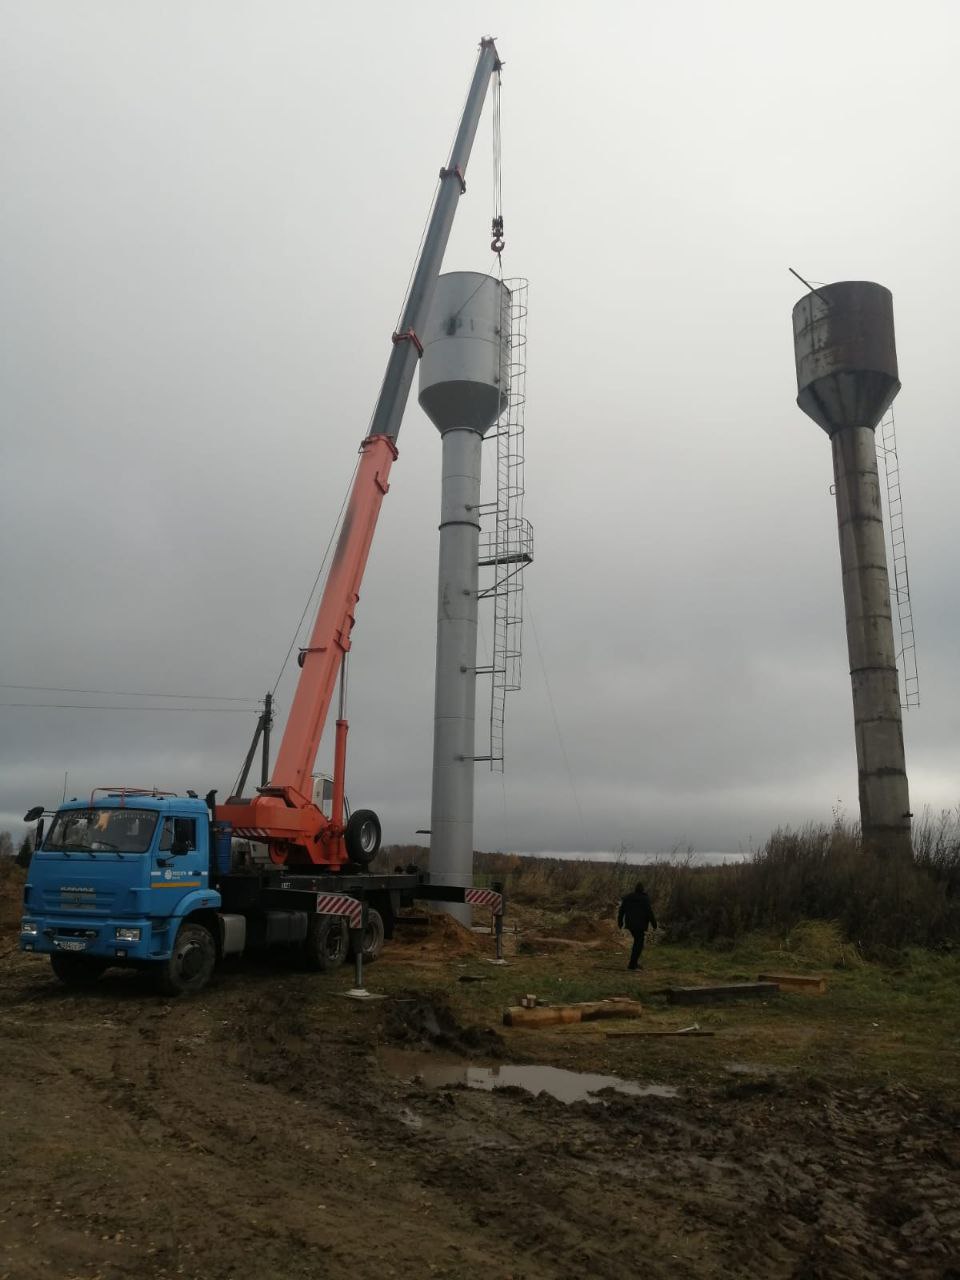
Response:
[375,844,429,871]
[469,810,960,954]
[0,832,32,866]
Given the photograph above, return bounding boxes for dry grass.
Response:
[460,807,960,955]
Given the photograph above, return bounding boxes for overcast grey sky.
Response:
[2,1,958,854]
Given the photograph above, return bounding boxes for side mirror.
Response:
[23,806,44,823]
[36,818,45,848]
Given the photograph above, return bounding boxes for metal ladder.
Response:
[877,409,920,709]
[478,278,533,770]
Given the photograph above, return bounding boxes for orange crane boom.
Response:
[217,38,502,870]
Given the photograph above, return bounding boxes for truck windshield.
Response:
[42,808,159,854]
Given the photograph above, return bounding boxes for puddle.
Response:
[381,1047,677,1104]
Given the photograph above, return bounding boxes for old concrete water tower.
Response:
[419,271,511,918]
[792,280,912,858]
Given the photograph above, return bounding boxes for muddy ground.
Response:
[1,899,959,1279]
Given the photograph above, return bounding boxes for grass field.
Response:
[3,854,959,1277]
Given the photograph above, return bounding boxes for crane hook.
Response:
[491,215,505,255]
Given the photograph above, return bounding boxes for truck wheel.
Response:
[50,954,109,987]
[344,809,381,866]
[303,916,348,972]
[348,907,385,965]
[156,923,216,997]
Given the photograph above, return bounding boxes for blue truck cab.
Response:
[20,791,223,993]
[19,788,502,996]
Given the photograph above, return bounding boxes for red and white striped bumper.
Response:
[315,893,363,928]
[465,887,503,915]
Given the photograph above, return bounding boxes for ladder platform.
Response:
[477,551,533,567]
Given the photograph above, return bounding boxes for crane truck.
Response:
[18,38,506,995]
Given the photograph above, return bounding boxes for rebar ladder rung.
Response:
[878,410,920,709]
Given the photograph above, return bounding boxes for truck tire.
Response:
[50,953,109,987]
[155,922,216,997]
[302,915,348,972]
[348,907,385,965]
[344,809,381,866]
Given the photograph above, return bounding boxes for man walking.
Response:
[617,881,658,971]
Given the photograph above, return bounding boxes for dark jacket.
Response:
[618,890,657,933]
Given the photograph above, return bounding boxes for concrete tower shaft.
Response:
[792,281,911,857]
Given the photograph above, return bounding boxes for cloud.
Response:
[2,1,958,856]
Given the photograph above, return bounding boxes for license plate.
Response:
[58,940,87,952]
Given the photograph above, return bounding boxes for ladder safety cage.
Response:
[477,278,533,770]
[876,409,920,709]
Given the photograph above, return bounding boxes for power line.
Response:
[0,703,257,713]
[0,683,258,703]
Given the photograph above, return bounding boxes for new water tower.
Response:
[792,280,912,857]
[419,272,511,918]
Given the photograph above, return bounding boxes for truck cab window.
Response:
[159,818,197,853]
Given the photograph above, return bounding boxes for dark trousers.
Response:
[628,929,646,969]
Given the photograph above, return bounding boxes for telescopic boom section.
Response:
[271,433,398,801]
[217,38,502,869]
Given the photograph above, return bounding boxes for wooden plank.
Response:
[666,982,778,1005]
[580,999,643,1023]
[503,1006,582,1027]
[604,1029,715,1038]
[758,973,827,993]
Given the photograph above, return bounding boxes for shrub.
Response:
[383,811,960,953]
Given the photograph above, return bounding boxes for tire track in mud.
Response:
[364,1052,960,1280]
[0,966,530,1277]
[3,950,960,1279]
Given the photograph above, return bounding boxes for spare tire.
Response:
[344,809,381,866]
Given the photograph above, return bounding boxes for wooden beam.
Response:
[604,1029,715,1038]
[758,973,827,993]
[666,982,779,1005]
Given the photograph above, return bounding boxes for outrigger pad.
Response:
[340,988,387,1002]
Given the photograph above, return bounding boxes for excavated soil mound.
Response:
[393,910,483,958]
[385,993,505,1057]
[551,912,610,941]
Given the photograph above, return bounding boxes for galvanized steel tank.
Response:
[792,281,911,858]
[418,272,511,920]
[419,272,511,434]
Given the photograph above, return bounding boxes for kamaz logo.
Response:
[60,886,94,894]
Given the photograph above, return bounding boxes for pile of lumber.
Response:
[503,997,642,1028]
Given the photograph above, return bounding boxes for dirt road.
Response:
[1,911,959,1279]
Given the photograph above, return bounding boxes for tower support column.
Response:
[430,427,483,922]
[832,425,911,856]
